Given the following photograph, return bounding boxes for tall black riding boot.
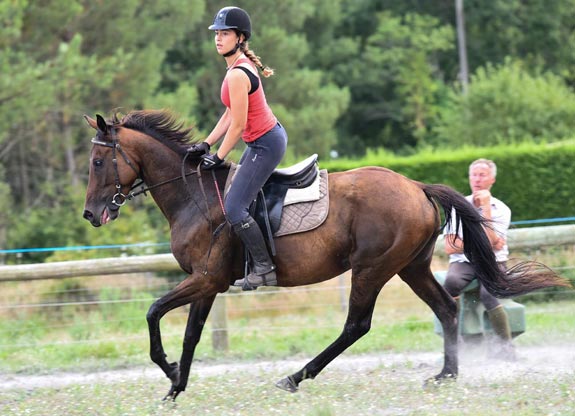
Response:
[232,217,277,290]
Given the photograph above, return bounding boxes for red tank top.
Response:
[220,58,277,143]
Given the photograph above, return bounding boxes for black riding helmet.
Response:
[209,7,252,41]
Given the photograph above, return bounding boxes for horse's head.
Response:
[82,114,142,227]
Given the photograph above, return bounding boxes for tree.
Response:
[432,59,575,147]
[163,0,350,160]
[3,0,575,257]
[333,11,454,155]
[0,0,204,258]
[462,0,574,76]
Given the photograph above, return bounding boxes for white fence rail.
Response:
[1,224,574,352]
[0,254,180,282]
[2,224,575,283]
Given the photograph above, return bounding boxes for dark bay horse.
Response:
[82,110,568,400]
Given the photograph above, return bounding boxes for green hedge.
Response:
[319,140,575,223]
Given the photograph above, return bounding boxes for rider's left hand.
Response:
[200,153,224,170]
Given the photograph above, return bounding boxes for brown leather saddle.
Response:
[252,154,319,251]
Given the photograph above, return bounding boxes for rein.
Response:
[92,131,227,275]
[182,152,228,275]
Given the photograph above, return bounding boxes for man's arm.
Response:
[444,233,464,255]
[473,189,505,248]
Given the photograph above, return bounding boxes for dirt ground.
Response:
[2,344,574,391]
[1,344,574,415]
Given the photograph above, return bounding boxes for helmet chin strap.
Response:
[223,42,240,57]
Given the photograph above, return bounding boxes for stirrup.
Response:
[233,270,277,291]
[241,278,257,291]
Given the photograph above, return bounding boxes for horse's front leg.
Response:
[146,273,223,400]
[164,295,217,401]
[146,300,186,386]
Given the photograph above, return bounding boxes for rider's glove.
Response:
[187,141,210,156]
[200,153,224,170]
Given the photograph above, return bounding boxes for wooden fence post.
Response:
[338,274,348,312]
[210,295,229,352]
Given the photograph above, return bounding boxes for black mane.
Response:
[113,110,199,155]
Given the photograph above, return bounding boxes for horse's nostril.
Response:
[83,210,94,220]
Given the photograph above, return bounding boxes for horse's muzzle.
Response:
[83,209,101,227]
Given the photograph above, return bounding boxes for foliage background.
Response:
[1,0,575,262]
[322,141,575,223]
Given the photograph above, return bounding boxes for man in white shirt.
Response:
[443,158,516,361]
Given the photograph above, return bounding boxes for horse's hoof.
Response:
[276,376,298,393]
[422,376,440,389]
[423,373,457,389]
[163,386,182,402]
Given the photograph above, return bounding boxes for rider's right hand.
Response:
[187,141,210,156]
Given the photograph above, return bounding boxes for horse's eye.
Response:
[93,159,104,167]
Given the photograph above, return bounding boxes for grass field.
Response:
[1,279,570,371]
[1,247,574,415]
[1,274,574,373]
[1,344,574,415]
[1,290,574,415]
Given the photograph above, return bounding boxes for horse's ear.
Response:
[84,115,98,130]
[96,114,108,133]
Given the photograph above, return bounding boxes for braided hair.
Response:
[240,42,274,78]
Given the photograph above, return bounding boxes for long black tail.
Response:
[422,183,571,297]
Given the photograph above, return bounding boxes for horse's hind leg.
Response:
[398,263,458,382]
[276,274,387,392]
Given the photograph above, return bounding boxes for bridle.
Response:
[91,130,142,207]
[91,127,199,207]
[91,126,227,245]
[90,125,230,275]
